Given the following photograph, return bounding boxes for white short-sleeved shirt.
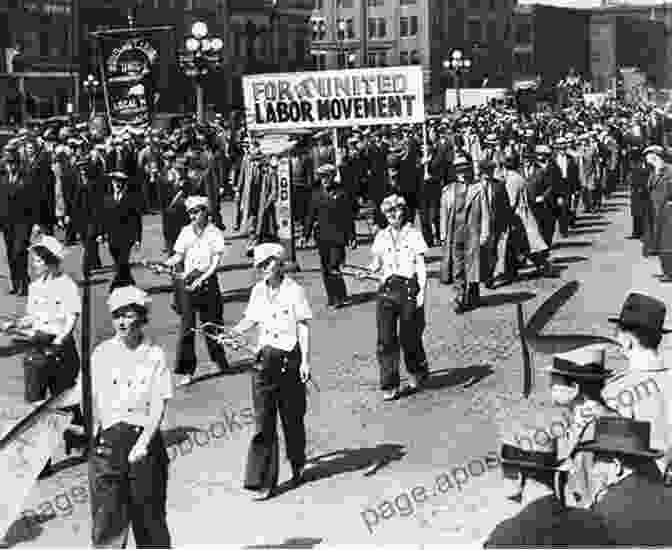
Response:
[26,273,81,335]
[91,336,173,430]
[243,276,312,352]
[173,223,227,275]
[371,224,428,282]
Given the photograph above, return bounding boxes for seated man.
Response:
[483,431,612,548]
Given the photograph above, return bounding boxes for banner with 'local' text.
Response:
[243,66,425,132]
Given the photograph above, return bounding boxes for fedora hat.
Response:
[545,347,611,381]
[608,292,671,334]
[575,417,663,459]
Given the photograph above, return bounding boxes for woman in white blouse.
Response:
[164,195,229,387]
[362,194,430,401]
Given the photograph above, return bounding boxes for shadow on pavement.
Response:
[424,364,494,391]
[221,287,253,304]
[525,280,580,334]
[0,340,31,358]
[3,516,45,547]
[552,255,588,265]
[572,220,611,228]
[300,443,406,487]
[552,240,593,250]
[569,228,606,236]
[478,291,535,309]
[243,537,324,549]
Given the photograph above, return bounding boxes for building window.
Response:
[377,51,387,67]
[368,0,384,6]
[487,20,497,43]
[337,18,345,40]
[346,18,355,39]
[314,53,326,70]
[467,20,481,42]
[400,50,409,65]
[337,0,353,6]
[400,0,416,4]
[515,21,531,44]
[368,17,386,38]
[368,52,377,66]
[470,0,480,9]
[400,16,418,37]
[514,51,533,74]
[314,0,323,8]
[411,50,421,64]
[489,0,496,10]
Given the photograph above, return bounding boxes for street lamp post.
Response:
[443,49,472,109]
[82,73,100,118]
[337,19,346,68]
[179,21,224,123]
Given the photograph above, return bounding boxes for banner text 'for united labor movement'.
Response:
[243,66,425,131]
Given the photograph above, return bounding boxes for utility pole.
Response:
[71,0,79,112]
[360,0,368,67]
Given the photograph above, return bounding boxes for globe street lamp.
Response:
[82,73,100,118]
[443,49,472,109]
[178,21,224,123]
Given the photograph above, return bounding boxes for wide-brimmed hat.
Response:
[575,417,664,459]
[185,195,209,212]
[535,145,552,157]
[453,154,473,173]
[545,346,611,381]
[107,286,151,314]
[30,235,65,261]
[316,163,336,176]
[253,242,286,267]
[608,292,671,334]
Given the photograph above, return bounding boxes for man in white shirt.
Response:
[233,243,312,499]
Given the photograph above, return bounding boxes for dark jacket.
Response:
[485,179,513,237]
[102,188,144,248]
[304,185,355,246]
[591,464,672,546]
[483,495,612,548]
[24,154,55,230]
[73,170,107,237]
[0,169,40,227]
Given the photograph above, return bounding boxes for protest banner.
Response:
[0,409,72,538]
[95,32,163,134]
[445,88,507,110]
[243,66,425,132]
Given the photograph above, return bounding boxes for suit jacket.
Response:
[591,466,672,546]
[304,185,355,246]
[102,189,143,248]
[484,495,612,548]
[484,179,513,237]
[648,167,672,254]
[24,154,55,230]
[0,170,40,227]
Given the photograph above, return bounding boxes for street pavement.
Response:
[1,189,669,547]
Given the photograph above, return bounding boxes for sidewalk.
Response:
[4,189,670,547]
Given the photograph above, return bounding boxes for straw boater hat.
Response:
[107,170,128,181]
[545,346,611,381]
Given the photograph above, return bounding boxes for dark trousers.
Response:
[660,253,672,278]
[244,345,306,491]
[82,225,103,272]
[174,276,229,375]
[582,188,593,213]
[419,188,441,246]
[317,242,347,306]
[90,423,171,548]
[552,200,570,238]
[24,334,80,403]
[5,223,32,293]
[376,276,429,391]
[108,241,135,291]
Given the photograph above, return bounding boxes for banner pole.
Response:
[333,127,341,183]
[93,35,114,134]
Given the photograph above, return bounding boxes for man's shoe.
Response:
[291,464,305,488]
[175,375,193,388]
[382,389,400,401]
[408,372,429,391]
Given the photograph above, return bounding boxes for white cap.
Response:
[30,235,65,261]
[107,286,151,313]
[253,242,286,267]
[185,195,210,212]
[380,193,407,213]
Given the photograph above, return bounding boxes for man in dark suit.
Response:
[100,171,143,291]
[483,439,612,548]
[0,150,39,295]
[554,138,580,234]
[574,416,672,546]
[303,164,356,309]
[23,139,56,236]
[365,132,390,231]
[479,160,514,288]
[74,158,106,272]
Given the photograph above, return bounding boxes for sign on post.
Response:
[243,66,425,132]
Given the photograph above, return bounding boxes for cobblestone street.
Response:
[1,189,667,547]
